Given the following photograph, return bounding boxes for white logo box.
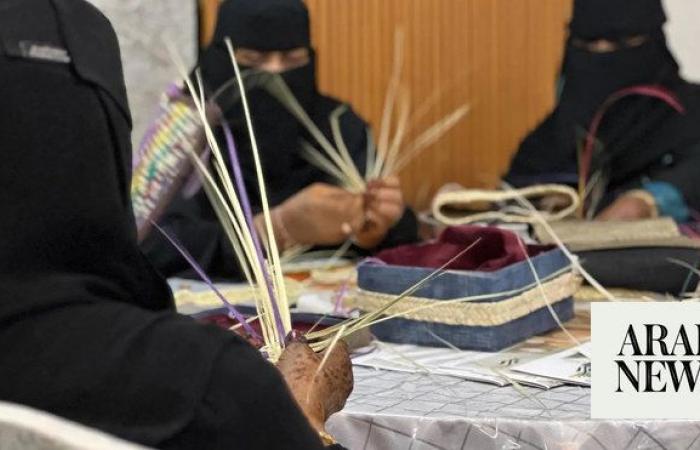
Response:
[592,302,700,419]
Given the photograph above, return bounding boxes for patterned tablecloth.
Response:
[329,367,700,450]
[326,303,700,450]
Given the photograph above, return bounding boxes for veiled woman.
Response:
[0,0,350,448]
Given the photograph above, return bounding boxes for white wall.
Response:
[664,0,700,82]
[86,0,198,151]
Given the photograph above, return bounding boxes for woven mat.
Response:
[534,218,700,251]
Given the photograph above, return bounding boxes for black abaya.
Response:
[141,0,419,280]
[505,0,700,216]
[0,1,336,448]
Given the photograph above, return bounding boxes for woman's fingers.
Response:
[368,187,403,205]
[371,202,404,223]
[367,175,400,190]
[342,194,367,235]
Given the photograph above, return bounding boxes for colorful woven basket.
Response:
[131,72,274,241]
[131,82,211,241]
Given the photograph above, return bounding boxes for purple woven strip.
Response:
[221,122,287,341]
[152,222,261,340]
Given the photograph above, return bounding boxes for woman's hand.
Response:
[266,183,365,248]
[596,191,657,221]
[277,341,353,435]
[354,176,406,249]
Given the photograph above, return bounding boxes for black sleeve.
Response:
[163,327,327,450]
[601,142,700,217]
[0,278,326,450]
[140,189,243,280]
[646,142,700,213]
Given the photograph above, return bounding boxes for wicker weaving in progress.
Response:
[353,229,580,351]
[131,83,212,241]
[173,278,304,310]
[432,184,580,225]
[533,217,700,251]
[351,272,580,328]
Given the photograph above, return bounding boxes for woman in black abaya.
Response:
[0,1,349,448]
[506,0,700,222]
[142,0,419,280]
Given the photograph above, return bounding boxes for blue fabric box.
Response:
[355,247,578,352]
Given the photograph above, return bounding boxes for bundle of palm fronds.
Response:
[164,40,292,361]
[264,31,470,193]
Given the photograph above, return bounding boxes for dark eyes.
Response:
[571,35,649,53]
[234,48,310,70]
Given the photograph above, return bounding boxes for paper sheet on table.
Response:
[512,342,591,387]
[352,343,563,389]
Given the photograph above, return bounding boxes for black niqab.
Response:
[0,0,170,310]
[0,2,332,449]
[201,43,326,206]
[211,0,311,52]
[570,0,666,39]
[505,0,700,213]
[198,0,337,207]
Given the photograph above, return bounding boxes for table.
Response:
[329,367,700,450]
[327,305,700,450]
[172,277,700,449]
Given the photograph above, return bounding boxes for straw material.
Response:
[533,218,700,252]
[164,41,293,361]
[310,266,357,286]
[348,272,581,327]
[574,285,664,302]
[265,30,469,190]
[432,184,579,225]
[174,278,304,309]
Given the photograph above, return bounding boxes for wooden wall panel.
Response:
[200,0,221,44]
[200,0,572,209]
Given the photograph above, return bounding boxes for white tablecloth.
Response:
[329,367,700,450]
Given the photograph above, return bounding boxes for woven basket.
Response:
[131,82,219,241]
[432,184,579,225]
[352,248,580,351]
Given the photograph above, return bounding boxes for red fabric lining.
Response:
[376,226,553,271]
